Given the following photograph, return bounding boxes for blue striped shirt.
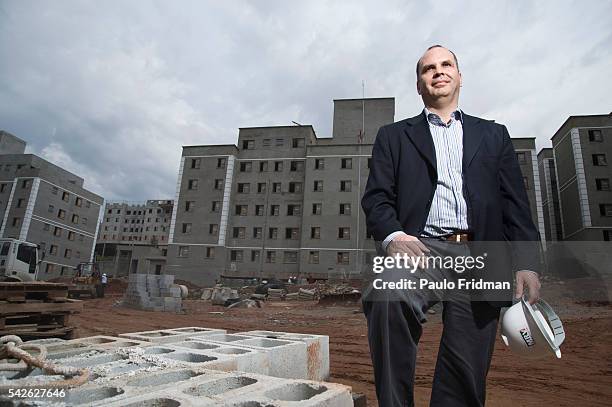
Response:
[382,108,470,249]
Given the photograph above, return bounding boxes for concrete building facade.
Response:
[549,114,612,241]
[166,98,544,286]
[0,132,104,279]
[98,200,173,245]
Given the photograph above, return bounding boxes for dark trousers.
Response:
[362,239,500,407]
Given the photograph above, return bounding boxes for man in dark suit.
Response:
[361,45,542,406]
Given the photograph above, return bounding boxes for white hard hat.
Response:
[500,297,565,359]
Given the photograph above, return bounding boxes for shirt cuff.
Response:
[382,231,406,252]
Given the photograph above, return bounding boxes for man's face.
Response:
[416,47,461,102]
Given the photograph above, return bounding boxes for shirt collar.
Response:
[423,107,463,126]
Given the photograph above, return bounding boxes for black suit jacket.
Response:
[361,111,542,275]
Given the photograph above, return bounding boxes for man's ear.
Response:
[416,80,422,95]
[459,72,463,87]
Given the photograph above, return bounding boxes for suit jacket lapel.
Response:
[462,113,484,169]
[404,112,437,175]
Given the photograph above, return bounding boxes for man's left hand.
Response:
[515,270,541,304]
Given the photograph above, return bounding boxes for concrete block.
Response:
[240,330,330,380]
[199,335,308,379]
[119,327,226,344]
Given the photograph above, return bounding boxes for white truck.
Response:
[0,238,43,282]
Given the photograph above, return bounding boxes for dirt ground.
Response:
[72,282,612,407]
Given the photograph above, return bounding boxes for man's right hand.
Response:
[386,233,430,267]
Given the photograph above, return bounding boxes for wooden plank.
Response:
[0,299,83,315]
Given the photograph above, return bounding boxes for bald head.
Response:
[416,45,459,77]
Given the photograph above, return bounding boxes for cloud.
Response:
[0,0,610,200]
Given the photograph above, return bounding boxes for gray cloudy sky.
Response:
[1,0,610,202]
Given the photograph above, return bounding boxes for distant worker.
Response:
[100,273,108,298]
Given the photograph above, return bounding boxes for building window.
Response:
[337,251,350,265]
[257,183,266,193]
[191,158,201,169]
[57,209,66,220]
[242,139,255,150]
[341,158,352,169]
[593,154,607,166]
[268,227,278,239]
[212,201,220,212]
[182,223,192,233]
[205,247,215,259]
[236,205,249,216]
[312,203,322,215]
[314,180,323,192]
[209,224,219,236]
[315,158,324,170]
[75,197,82,207]
[16,198,24,208]
[275,138,284,147]
[82,217,88,225]
[188,179,199,190]
[311,227,321,239]
[340,180,352,192]
[251,250,260,262]
[21,179,31,189]
[270,205,280,216]
[283,251,298,264]
[185,200,195,211]
[43,223,50,231]
[12,217,21,227]
[62,191,69,202]
[588,129,603,142]
[259,161,268,172]
[217,157,226,168]
[596,178,610,191]
[287,204,301,216]
[339,203,351,215]
[214,179,224,190]
[255,205,264,216]
[64,249,71,258]
[262,139,271,147]
[338,227,351,239]
[178,246,189,257]
[523,177,530,189]
[309,251,319,264]
[516,152,527,164]
[292,138,305,148]
[68,231,75,241]
[274,161,283,172]
[45,263,55,274]
[51,186,58,195]
[266,250,276,263]
[288,182,302,193]
[285,228,299,239]
[290,161,304,171]
[72,214,79,223]
[237,183,250,193]
[253,227,262,239]
[239,161,252,172]
[50,245,58,255]
[232,227,245,239]
[230,250,243,262]
[600,204,612,217]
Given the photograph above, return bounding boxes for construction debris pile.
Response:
[197,281,361,307]
[0,327,355,406]
[121,274,186,312]
[0,282,83,339]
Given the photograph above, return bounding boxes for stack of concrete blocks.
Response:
[122,273,183,312]
[1,328,351,406]
[201,285,240,305]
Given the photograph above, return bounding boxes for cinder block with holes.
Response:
[119,327,226,344]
